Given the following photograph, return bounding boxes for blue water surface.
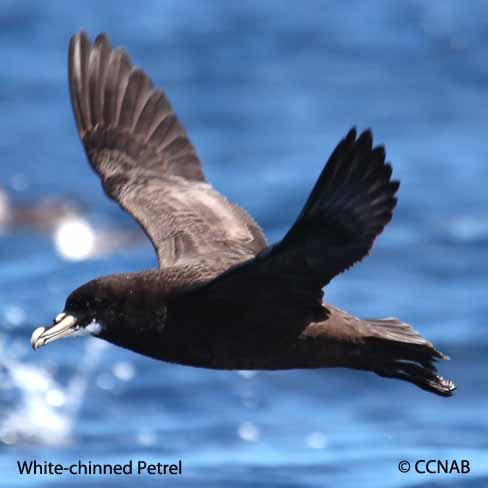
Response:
[0,1,487,487]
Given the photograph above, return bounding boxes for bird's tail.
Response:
[361,317,455,397]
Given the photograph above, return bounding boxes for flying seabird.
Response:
[31,31,455,397]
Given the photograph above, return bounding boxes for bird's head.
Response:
[30,271,168,351]
[30,280,108,351]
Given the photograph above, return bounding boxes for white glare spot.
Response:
[96,373,115,390]
[448,216,488,242]
[46,389,66,408]
[306,431,328,449]
[3,305,26,327]
[1,431,16,445]
[238,422,260,442]
[54,217,96,261]
[237,370,257,379]
[13,365,50,393]
[113,362,135,381]
[0,362,71,446]
[10,173,29,192]
[137,431,158,447]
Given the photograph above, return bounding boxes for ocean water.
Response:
[0,1,487,486]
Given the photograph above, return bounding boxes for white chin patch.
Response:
[73,320,103,337]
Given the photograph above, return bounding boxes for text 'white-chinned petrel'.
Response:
[31,31,455,397]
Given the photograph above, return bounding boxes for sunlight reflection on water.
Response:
[54,217,96,261]
[0,339,107,447]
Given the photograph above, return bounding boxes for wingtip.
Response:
[70,31,110,51]
[360,127,373,140]
[345,126,357,143]
[357,129,373,151]
[94,32,109,44]
[70,29,89,46]
[344,127,377,150]
[68,30,92,72]
[435,349,450,361]
[390,179,400,192]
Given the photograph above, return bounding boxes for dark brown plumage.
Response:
[31,31,455,397]
[68,32,265,274]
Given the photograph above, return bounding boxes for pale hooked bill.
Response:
[30,315,77,351]
[31,317,102,351]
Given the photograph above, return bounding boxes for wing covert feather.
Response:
[184,129,399,309]
[68,31,266,268]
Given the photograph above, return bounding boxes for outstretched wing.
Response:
[279,127,399,288]
[68,31,266,267]
[184,128,399,309]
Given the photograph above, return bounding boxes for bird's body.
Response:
[31,31,455,397]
